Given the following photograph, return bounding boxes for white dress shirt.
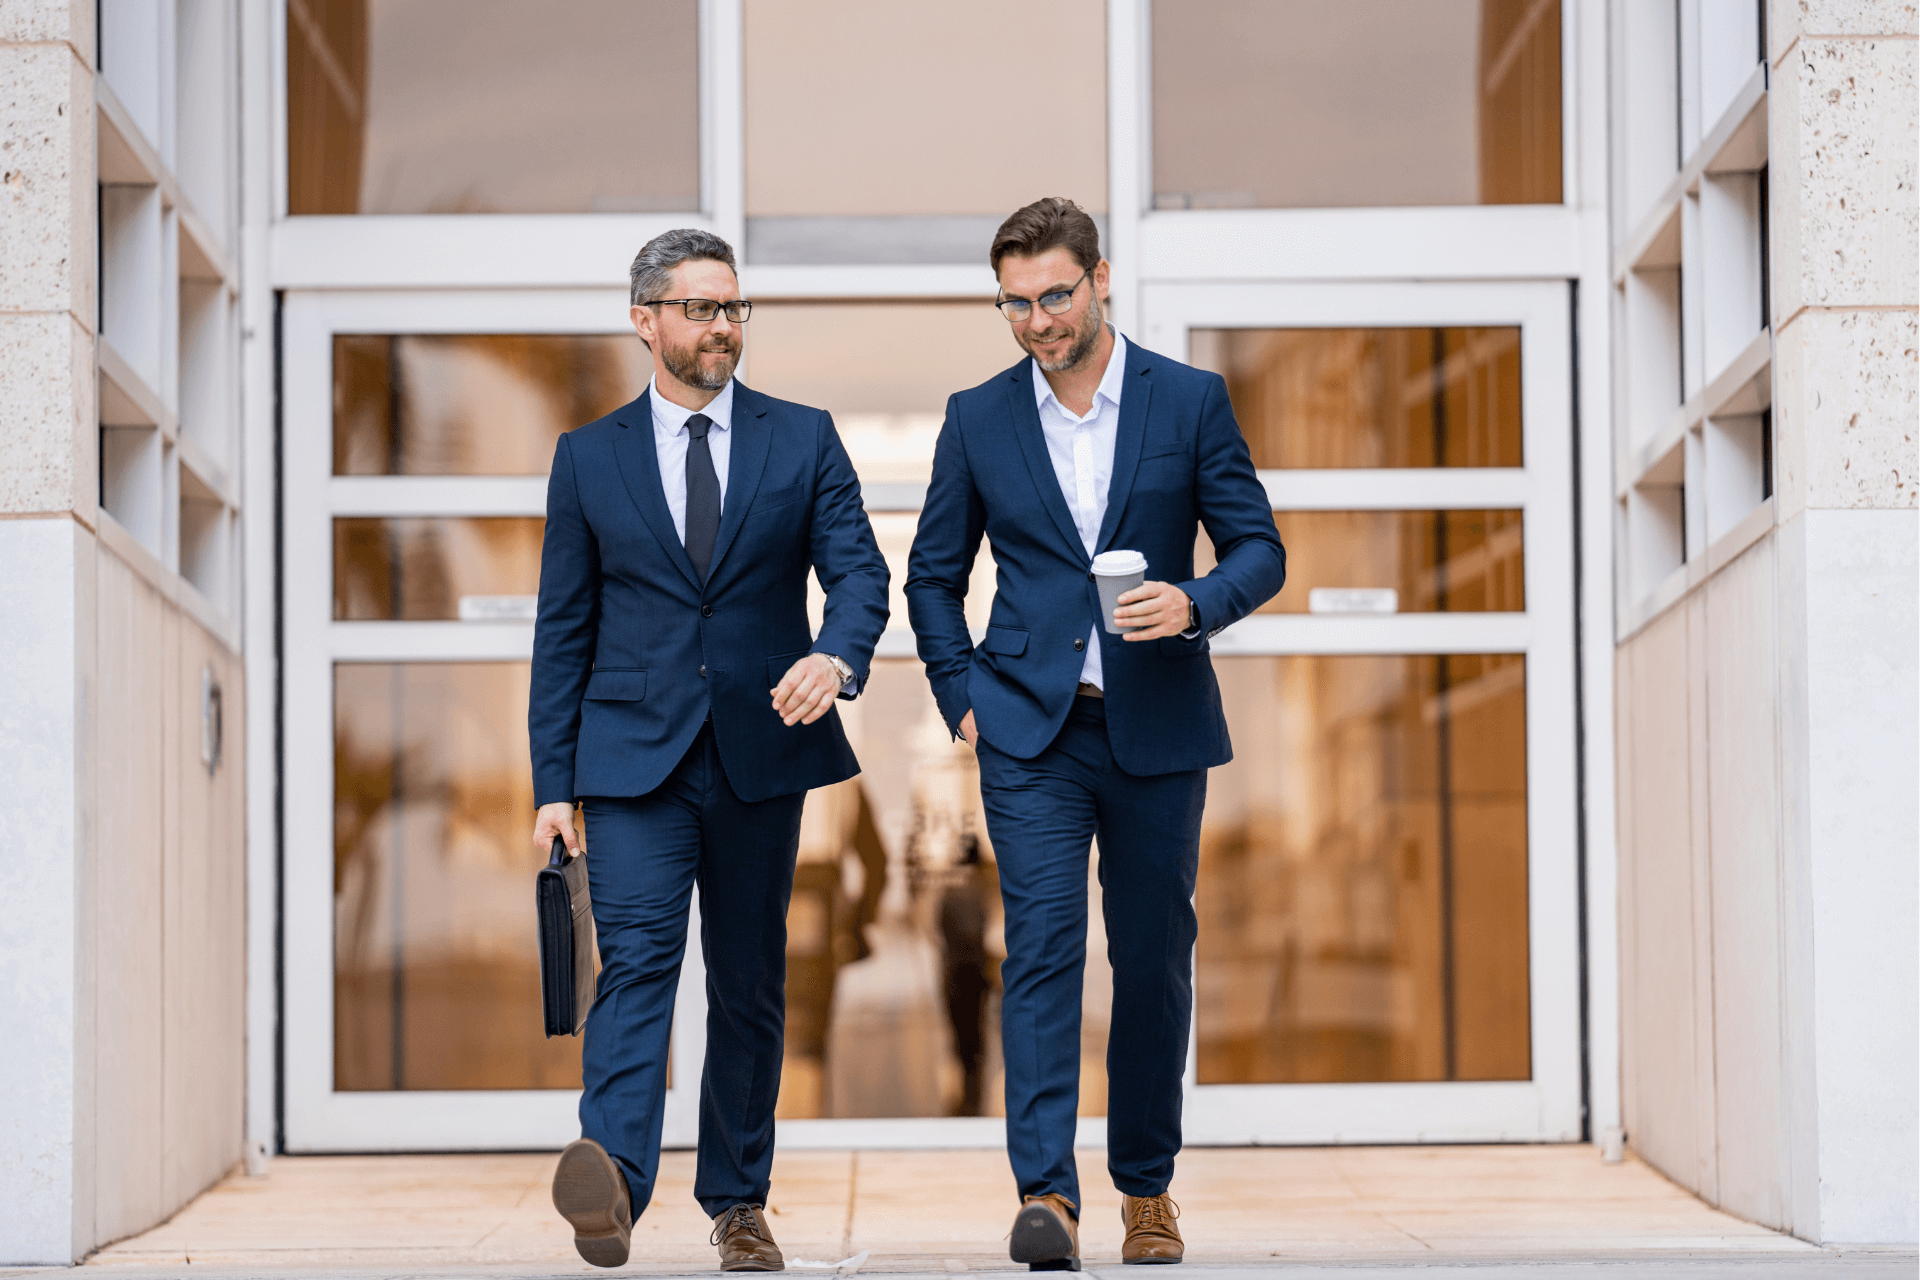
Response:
[1032,331,1129,690]
[649,374,735,543]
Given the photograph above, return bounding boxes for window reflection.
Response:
[1153,0,1562,209]
[1199,510,1526,614]
[1198,655,1531,1084]
[334,517,544,620]
[288,0,699,215]
[743,0,1105,262]
[334,662,581,1090]
[332,334,647,476]
[1192,326,1523,469]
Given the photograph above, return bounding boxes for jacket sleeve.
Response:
[1172,372,1287,644]
[905,395,987,735]
[807,411,890,692]
[528,431,601,807]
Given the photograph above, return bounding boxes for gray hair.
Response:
[629,228,738,306]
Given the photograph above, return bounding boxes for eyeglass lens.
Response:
[679,299,752,322]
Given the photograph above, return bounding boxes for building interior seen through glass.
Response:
[1191,326,1524,468]
[329,308,1538,1099]
[1153,0,1561,208]
[287,0,699,215]
[742,0,1106,264]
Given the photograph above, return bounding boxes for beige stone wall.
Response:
[1770,2,1918,516]
[1616,0,1918,1245]
[0,0,248,1261]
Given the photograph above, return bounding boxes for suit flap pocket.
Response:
[758,482,805,509]
[1140,437,1194,461]
[584,669,647,701]
[767,649,813,684]
[981,625,1029,656]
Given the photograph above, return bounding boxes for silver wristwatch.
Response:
[822,653,854,685]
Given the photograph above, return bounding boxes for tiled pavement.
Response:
[26,1146,1909,1278]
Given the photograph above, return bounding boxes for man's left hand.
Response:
[1116,581,1193,641]
[771,653,842,726]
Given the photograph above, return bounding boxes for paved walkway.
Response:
[55,1144,1903,1277]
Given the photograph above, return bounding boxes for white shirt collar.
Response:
[1032,329,1127,421]
[648,374,735,435]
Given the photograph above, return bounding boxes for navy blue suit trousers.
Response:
[978,698,1205,1208]
[579,725,805,1219]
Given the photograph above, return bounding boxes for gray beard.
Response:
[663,339,738,391]
[1034,297,1105,374]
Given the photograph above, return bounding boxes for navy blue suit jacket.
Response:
[905,337,1285,775]
[530,383,890,807]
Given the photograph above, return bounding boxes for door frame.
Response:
[1143,278,1584,1144]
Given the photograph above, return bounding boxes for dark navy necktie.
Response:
[683,413,720,582]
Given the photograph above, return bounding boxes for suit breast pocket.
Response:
[756,482,806,512]
[1135,440,1194,486]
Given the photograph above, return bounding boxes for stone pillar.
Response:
[1769,0,1919,1245]
[0,0,96,1265]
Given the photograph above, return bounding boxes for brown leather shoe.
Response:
[711,1202,784,1271]
[551,1139,632,1268]
[1121,1194,1183,1264]
[1010,1192,1081,1271]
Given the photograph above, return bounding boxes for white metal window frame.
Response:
[253,0,1620,1154]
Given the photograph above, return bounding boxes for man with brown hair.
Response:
[906,198,1286,1268]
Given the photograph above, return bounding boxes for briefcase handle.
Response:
[551,834,571,869]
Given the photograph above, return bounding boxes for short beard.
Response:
[661,333,739,391]
[1030,293,1105,374]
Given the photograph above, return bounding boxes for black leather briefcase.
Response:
[536,835,597,1037]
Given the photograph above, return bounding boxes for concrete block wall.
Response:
[1615,0,1917,1248]
[0,0,248,1264]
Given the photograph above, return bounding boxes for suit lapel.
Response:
[611,389,701,591]
[1094,342,1153,555]
[1005,363,1089,563]
[703,381,771,586]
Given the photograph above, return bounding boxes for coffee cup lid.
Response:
[1091,550,1148,576]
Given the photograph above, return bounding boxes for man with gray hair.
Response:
[529,229,889,1270]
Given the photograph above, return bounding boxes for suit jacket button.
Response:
[1074,638,1085,651]
[700,664,707,677]
[701,604,714,618]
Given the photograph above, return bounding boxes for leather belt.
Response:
[1076,682,1104,699]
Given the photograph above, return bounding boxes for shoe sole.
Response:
[1122,1255,1184,1265]
[552,1141,632,1268]
[721,1260,785,1272]
[1010,1205,1078,1269]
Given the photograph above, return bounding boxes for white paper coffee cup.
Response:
[1092,549,1148,635]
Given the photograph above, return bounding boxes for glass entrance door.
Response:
[283,280,1580,1151]
[280,288,723,1151]
[1143,281,1583,1143]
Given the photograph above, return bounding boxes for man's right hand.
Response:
[534,801,581,856]
[960,709,979,748]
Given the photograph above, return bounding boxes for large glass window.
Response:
[332,334,647,475]
[334,662,581,1090]
[1200,510,1526,614]
[1152,0,1563,209]
[1198,654,1532,1084]
[1191,326,1523,468]
[743,0,1107,263]
[288,0,700,215]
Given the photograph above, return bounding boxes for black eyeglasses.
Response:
[994,268,1091,323]
[648,298,753,323]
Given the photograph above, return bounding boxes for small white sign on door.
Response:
[1308,587,1399,615]
[458,594,539,621]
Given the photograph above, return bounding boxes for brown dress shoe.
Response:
[711,1202,784,1272]
[1010,1192,1081,1271]
[1121,1194,1183,1264]
[551,1139,633,1268]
